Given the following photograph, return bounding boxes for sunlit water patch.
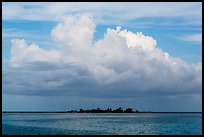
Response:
[2,113,202,135]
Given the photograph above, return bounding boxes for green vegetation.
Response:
[67,107,140,113]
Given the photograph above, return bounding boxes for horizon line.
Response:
[2,111,202,113]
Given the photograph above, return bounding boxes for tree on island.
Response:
[112,107,123,113]
[124,108,134,113]
[79,109,85,113]
[67,107,140,113]
[105,108,112,113]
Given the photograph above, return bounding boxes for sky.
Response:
[2,2,202,112]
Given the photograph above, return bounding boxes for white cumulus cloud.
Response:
[10,39,61,68]
[51,13,95,49]
[4,13,202,98]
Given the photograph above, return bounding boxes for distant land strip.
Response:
[2,112,201,113]
[2,107,202,114]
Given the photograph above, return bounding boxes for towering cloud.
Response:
[51,14,95,50]
[3,13,202,99]
[115,26,157,50]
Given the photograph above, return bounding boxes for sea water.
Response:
[2,113,202,135]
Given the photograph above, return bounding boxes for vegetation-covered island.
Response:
[67,107,140,113]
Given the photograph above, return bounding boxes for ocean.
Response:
[2,113,202,135]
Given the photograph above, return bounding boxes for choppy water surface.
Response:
[2,113,202,135]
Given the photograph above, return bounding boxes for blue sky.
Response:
[2,2,202,112]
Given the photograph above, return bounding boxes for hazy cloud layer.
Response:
[178,33,202,43]
[3,14,202,100]
[2,2,202,27]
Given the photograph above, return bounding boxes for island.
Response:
[2,107,201,113]
[67,107,140,113]
[2,107,140,113]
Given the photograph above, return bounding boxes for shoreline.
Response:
[2,111,202,114]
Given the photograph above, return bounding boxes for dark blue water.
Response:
[2,113,202,135]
